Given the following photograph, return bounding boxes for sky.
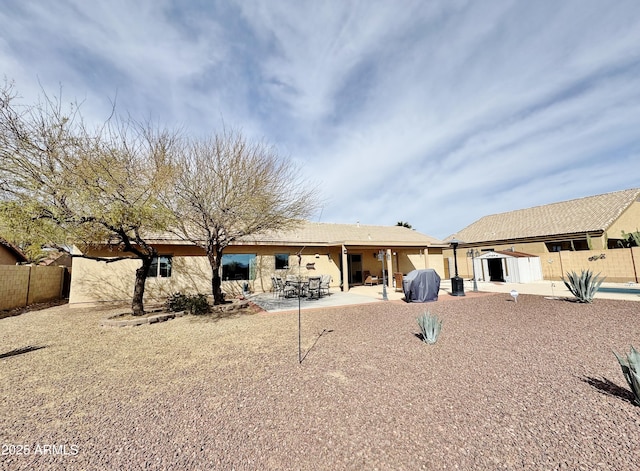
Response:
[1,0,639,240]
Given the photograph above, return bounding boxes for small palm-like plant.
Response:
[562,269,605,303]
[417,311,442,344]
[614,346,640,406]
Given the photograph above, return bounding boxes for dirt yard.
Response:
[1,294,639,470]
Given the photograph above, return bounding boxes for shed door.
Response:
[487,258,505,282]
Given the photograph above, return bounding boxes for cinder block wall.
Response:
[0,265,65,311]
[552,248,639,283]
[28,266,65,304]
[445,247,640,283]
[0,266,31,310]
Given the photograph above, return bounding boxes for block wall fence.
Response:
[445,247,640,283]
[0,265,67,311]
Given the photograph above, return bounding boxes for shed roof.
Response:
[450,188,640,244]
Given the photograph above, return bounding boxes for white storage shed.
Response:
[473,250,543,283]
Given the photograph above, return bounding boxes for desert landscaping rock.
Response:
[100,311,186,327]
[1,294,640,470]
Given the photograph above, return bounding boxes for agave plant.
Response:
[562,269,605,303]
[614,346,640,406]
[417,311,442,344]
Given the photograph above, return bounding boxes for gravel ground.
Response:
[1,294,640,470]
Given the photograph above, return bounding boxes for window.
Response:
[222,254,256,280]
[149,255,172,278]
[275,253,289,270]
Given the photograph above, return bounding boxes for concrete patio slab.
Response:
[250,279,640,312]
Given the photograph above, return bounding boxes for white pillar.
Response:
[341,245,349,291]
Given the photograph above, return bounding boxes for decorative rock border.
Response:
[100,310,185,328]
[211,299,250,312]
[100,299,251,327]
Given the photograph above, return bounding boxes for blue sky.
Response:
[2,0,639,239]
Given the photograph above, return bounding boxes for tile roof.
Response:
[245,221,446,246]
[149,221,445,247]
[450,188,640,244]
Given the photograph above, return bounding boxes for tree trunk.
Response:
[132,256,153,315]
[209,248,225,305]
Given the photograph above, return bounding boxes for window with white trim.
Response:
[149,255,172,278]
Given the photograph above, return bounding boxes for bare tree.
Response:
[168,129,319,304]
[0,82,177,315]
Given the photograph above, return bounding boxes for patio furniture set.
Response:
[364,271,404,293]
[271,275,332,299]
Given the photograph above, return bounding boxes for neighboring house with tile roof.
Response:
[69,221,447,305]
[444,189,640,282]
[0,237,28,265]
[449,188,640,251]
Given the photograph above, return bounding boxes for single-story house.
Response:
[444,188,640,282]
[69,221,447,305]
[0,237,28,265]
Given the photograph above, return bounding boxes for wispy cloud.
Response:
[1,0,639,238]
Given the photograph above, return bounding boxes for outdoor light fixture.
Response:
[466,248,480,292]
[450,239,465,296]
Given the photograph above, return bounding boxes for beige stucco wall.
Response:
[0,265,65,310]
[608,200,640,242]
[68,245,344,305]
[68,244,446,305]
[0,246,19,265]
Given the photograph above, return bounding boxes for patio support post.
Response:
[341,245,349,291]
[378,249,388,301]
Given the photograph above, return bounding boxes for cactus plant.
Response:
[614,346,640,406]
[562,269,605,303]
[417,311,442,344]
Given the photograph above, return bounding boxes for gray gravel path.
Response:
[1,294,639,470]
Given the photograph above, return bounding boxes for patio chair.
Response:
[363,270,380,286]
[283,279,298,298]
[394,272,404,292]
[320,274,331,296]
[271,276,285,298]
[307,276,322,299]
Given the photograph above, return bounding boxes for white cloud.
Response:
[1,0,639,239]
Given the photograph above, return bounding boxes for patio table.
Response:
[285,279,309,297]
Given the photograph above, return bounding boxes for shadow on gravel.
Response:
[0,345,47,359]
[0,300,68,319]
[582,376,637,405]
[300,329,333,364]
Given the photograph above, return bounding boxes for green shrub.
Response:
[562,269,605,303]
[417,311,442,344]
[167,292,189,312]
[166,292,210,315]
[614,346,640,406]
